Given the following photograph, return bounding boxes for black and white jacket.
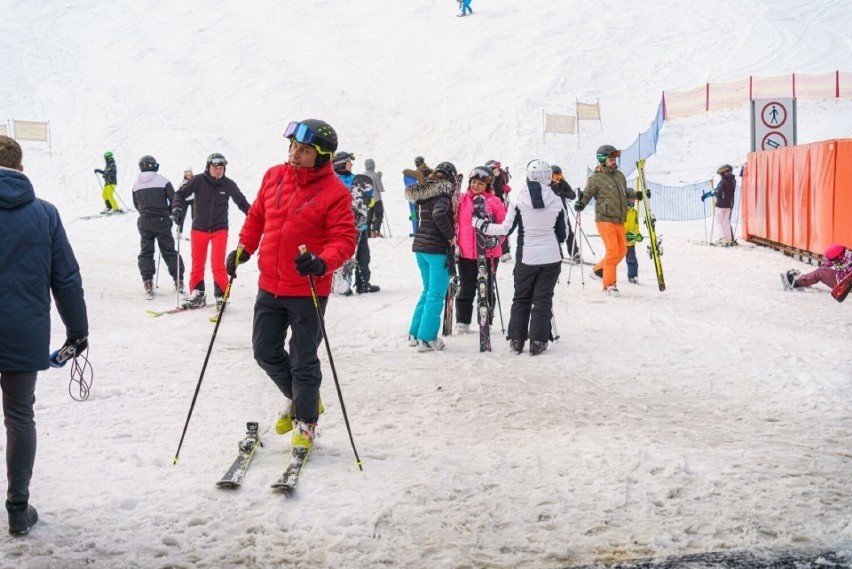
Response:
[481,180,565,265]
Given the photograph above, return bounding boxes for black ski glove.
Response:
[94,169,103,175]
[226,248,251,277]
[170,207,182,224]
[295,251,326,277]
[574,201,585,212]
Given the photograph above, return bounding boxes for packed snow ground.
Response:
[2,0,852,567]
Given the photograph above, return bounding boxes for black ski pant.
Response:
[508,262,562,343]
[455,257,499,326]
[137,215,184,283]
[354,229,372,291]
[1,371,36,509]
[252,291,326,424]
[366,201,384,235]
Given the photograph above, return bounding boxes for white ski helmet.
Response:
[526,159,552,185]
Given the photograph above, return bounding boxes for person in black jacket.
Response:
[93,151,121,214]
[0,135,88,536]
[172,153,250,309]
[702,163,737,245]
[550,165,580,263]
[131,155,185,299]
[404,162,458,352]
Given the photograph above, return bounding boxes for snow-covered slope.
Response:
[1,0,851,567]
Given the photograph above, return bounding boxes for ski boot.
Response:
[781,269,801,291]
[144,280,154,300]
[529,340,548,356]
[184,289,206,308]
[508,338,524,354]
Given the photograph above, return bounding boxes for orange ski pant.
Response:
[593,221,627,289]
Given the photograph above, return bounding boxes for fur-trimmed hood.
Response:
[404,177,455,203]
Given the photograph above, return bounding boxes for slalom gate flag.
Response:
[544,113,575,134]
[576,101,601,121]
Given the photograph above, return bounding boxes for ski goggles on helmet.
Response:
[284,121,333,157]
[209,156,227,166]
[597,149,621,161]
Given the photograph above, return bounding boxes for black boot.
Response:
[508,339,524,354]
[529,340,548,356]
[7,503,38,536]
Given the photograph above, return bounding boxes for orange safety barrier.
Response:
[742,139,852,254]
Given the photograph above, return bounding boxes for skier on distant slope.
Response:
[473,159,565,355]
[454,166,506,335]
[782,243,851,292]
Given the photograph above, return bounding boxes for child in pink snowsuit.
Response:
[782,243,852,290]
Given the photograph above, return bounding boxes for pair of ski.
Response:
[441,195,495,350]
[215,422,310,494]
[636,159,666,291]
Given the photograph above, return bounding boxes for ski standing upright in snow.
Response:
[636,159,665,291]
[216,422,263,488]
[442,174,463,337]
[473,194,493,351]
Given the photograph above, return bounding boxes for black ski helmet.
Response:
[414,156,425,167]
[284,119,338,167]
[551,164,563,174]
[596,144,620,164]
[138,155,159,172]
[433,161,457,181]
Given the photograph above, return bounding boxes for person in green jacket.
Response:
[574,144,645,296]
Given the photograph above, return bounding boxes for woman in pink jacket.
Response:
[454,166,507,334]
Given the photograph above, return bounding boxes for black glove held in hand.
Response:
[574,201,585,212]
[226,249,251,277]
[170,207,182,224]
[295,251,326,277]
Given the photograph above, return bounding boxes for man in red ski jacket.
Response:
[227,118,356,456]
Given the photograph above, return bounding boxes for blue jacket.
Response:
[0,167,88,371]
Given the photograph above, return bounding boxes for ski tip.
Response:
[216,481,239,490]
[172,456,180,466]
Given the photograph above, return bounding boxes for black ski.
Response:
[442,261,458,337]
[216,422,263,489]
[270,446,312,494]
[442,175,463,336]
[636,159,665,291]
[472,195,492,352]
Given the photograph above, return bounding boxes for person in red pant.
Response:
[172,153,249,310]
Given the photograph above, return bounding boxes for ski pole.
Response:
[172,248,240,465]
[551,313,560,341]
[490,259,505,334]
[114,191,130,212]
[300,244,363,472]
[155,251,161,288]
[175,227,182,309]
